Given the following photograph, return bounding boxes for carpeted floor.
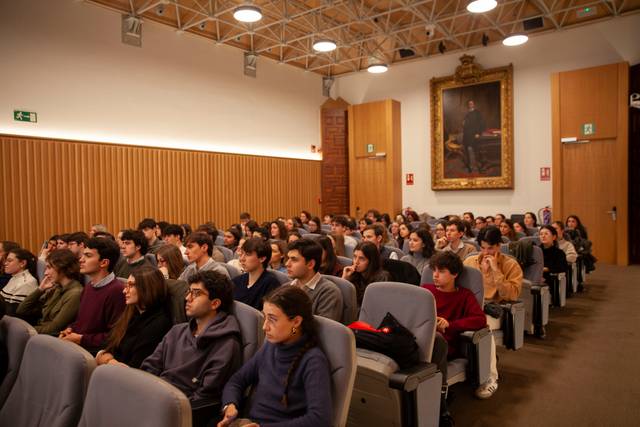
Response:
[449,264,640,427]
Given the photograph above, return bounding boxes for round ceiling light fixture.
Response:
[233,5,262,23]
[502,34,528,46]
[313,39,337,52]
[466,0,497,13]
[367,64,388,74]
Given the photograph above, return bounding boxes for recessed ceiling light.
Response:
[466,0,497,13]
[502,34,528,46]
[313,39,337,52]
[233,5,262,23]
[367,64,388,74]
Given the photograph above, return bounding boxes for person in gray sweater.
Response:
[401,228,436,276]
[141,270,241,424]
[179,232,229,282]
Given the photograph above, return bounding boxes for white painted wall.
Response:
[0,0,324,160]
[335,14,640,218]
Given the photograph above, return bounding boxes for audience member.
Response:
[401,228,436,275]
[0,248,38,315]
[513,221,529,236]
[67,232,89,259]
[358,217,373,232]
[524,212,538,229]
[16,249,83,335]
[96,266,171,368]
[552,221,578,263]
[287,231,302,243]
[138,218,165,254]
[435,220,476,259]
[566,214,588,239]
[0,241,20,289]
[317,236,343,277]
[363,224,398,260]
[114,229,151,279]
[499,219,517,241]
[163,224,187,261]
[307,216,323,234]
[219,286,332,427]
[475,216,487,231]
[59,237,125,354]
[56,234,71,250]
[299,210,312,225]
[89,224,108,237]
[322,214,333,225]
[342,241,391,306]
[485,216,495,226]
[270,220,288,240]
[232,238,280,311]
[434,221,446,241]
[269,239,288,273]
[462,212,475,223]
[331,216,357,247]
[328,233,346,257]
[494,214,506,226]
[286,239,343,322]
[156,244,185,280]
[397,223,412,250]
[180,232,229,281]
[38,235,58,261]
[539,226,569,284]
[223,227,242,252]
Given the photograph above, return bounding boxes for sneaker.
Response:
[475,378,498,399]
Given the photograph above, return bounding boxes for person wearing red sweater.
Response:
[59,237,125,354]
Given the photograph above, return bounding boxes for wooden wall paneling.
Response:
[551,73,563,219]
[0,135,321,253]
[616,62,629,265]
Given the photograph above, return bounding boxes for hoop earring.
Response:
[291,327,297,335]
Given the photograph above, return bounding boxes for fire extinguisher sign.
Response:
[540,167,551,181]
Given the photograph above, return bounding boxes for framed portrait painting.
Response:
[430,55,514,190]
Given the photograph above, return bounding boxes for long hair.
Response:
[46,249,83,283]
[156,244,185,280]
[106,266,168,352]
[501,219,517,241]
[317,236,337,275]
[8,248,37,278]
[270,220,288,240]
[329,233,346,257]
[566,215,588,239]
[410,229,435,259]
[263,286,318,407]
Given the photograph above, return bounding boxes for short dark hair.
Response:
[446,219,465,233]
[67,232,89,247]
[197,222,219,240]
[410,228,435,259]
[137,218,157,230]
[477,226,502,246]
[157,221,170,234]
[485,216,495,222]
[287,239,323,273]
[429,250,464,278]
[164,224,184,240]
[93,231,115,240]
[245,220,259,233]
[240,212,251,220]
[86,237,121,272]
[242,237,272,269]
[253,227,269,240]
[332,215,350,228]
[188,270,234,313]
[1,241,20,255]
[120,229,149,255]
[59,234,72,243]
[364,223,384,238]
[225,227,242,244]
[185,232,214,256]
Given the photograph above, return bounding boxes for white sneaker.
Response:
[475,378,498,399]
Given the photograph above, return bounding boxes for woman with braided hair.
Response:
[218,286,332,427]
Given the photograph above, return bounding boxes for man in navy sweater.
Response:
[232,238,280,310]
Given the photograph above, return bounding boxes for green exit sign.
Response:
[14,110,37,123]
[582,123,595,136]
[366,143,374,153]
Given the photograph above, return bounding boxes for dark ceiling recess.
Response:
[398,48,416,58]
[523,17,544,31]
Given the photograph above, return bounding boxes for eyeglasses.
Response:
[124,282,136,290]
[185,288,207,299]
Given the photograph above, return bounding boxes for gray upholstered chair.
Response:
[0,335,96,427]
[337,255,353,267]
[315,315,357,427]
[216,246,234,263]
[77,365,191,427]
[145,252,158,267]
[36,258,46,283]
[229,301,265,363]
[269,269,290,285]
[215,235,225,246]
[344,242,355,258]
[165,279,188,324]
[322,275,357,325]
[221,262,241,279]
[348,282,442,427]
[0,316,37,407]
[303,233,322,240]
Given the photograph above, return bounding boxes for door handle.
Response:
[606,206,617,221]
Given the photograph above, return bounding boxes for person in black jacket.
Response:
[539,225,568,284]
[95,266,172,368]
[342,242,391,306]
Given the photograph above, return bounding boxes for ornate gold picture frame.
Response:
[430,55,514,190]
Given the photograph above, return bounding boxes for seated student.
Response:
[223,227,242,253]
[56,234,71,250]
[141,271,241,425]
[358,217,372,233]
[362,224,398,260]
[331,216,357,247]
[286,239,343,322]
[163,223,188,262]
[474,216,487,231]
[0,248,38,315]
[463,226,523,399]
[524,211,539,229]
[156,244,185,280]
[269,239,288,273]
[513,220,529,237]
[285,217,303,233]
[299,210,312,225]
[180,232,229,282]
[539,225,569,283]
[227,237,246,274]
[342,242,391,307]
[96,266,172,369]
[59,238,125,354]
[566,214,589,239]
[422,251,487,426]
[239,212,251,229]
[401,228,436,275]
[218,286,332,427]
[485,215,495,226]
[0,241,20,289]
[317,236,343,277]
[243,220,259,239]
[323,214,333,225]
[38,235,58,261]
[196,223,227,263]
[552,221,578,263]
[389,221,400,244]
[396,223,412,251]
[16,249,83,335]
[252,227,270,241]
[270,220,288,240]
[232,238,280,311]
[433,221,446,241]
[114,229,152,279]
[462,211,475,224]
[67,232,89,260]
[435,220,476,259]
[307,216,323,234]
[499,219,518,242]
[138,218,165,254]
[287,231,302,244]
[89,224,108,237]
[494,214,506,226]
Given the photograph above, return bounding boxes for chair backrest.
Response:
[145,253,158,267]
[351,231,362,241]
[520,235,541,245]
[337,255,353,267]
[501,236,510,243]
[500,244,510,254]
[0,335,96,427]
[0,316,37,407]
[344,242,355,258]
[421,266,484,306]
[216,246,234,263]
[384,246,405,258]
[165,279,188,324]
[402,239,410,253]
[322,275,357,325]
[36,258,46,283]
[524,245,544,284]
[269,269,290,285]
[321,224,332,233]
[303,233,322,241]
[527,227,540,236]
[229,301,265,363]
[410,221,425,229]
[221,262,241,279]
[515,232,526,240]
[315,315,357,427]
[78,365,191,427]
[383,259,420,286]
[463,239,481,251]
[297,228,309,235]
[215,235,225,246]
[359,282,437,363]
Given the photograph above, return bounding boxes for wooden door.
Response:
[552,63,629,265]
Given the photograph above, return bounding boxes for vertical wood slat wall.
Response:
[0,135,321,253]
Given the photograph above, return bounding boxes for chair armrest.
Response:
[389,362,439,392]
[460,327,491,344]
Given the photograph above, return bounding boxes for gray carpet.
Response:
[450,264,640,427]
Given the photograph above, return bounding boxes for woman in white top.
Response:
[1,247,38,315]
